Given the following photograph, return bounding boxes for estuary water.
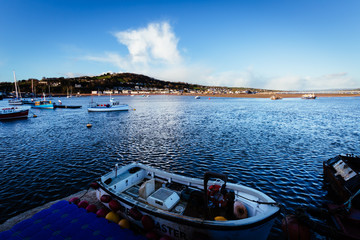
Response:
[0,95,359,238]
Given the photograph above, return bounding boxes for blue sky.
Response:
[0,0,359,90]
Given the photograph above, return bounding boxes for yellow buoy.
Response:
[214,216,227,221]
[105,211,120,223]
[118,219,130,229]
[86,123,92,128]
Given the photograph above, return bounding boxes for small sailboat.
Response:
[8,71,23,105]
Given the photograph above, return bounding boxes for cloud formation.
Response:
[83,21,356,90]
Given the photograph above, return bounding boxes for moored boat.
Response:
[323,154,360,204]
[270,95,282,100]
[93,162,280,240]
[88,96,129,112]
[0,107,29,120]
[301,93,316,99]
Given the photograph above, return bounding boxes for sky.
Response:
[0,0,359,90]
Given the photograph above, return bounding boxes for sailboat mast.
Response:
[13,71,19,99]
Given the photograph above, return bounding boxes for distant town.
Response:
[0,72,359,98]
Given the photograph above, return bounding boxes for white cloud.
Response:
[264,72,356,90]
[113,22,181,65]
[83,21,357,90]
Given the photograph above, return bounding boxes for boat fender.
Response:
[78,200,89,209]
[118,219,130,229]
[86,204,98,213]
[281,215,310,240]
[105,211,121,223]
[96,207,110,218]
[145,231,159,240]
[129,207,143,220]
[69,197,80,205]
[159,235,172,240]
[89,182,100,189]
[106,104,110,108]
[100,194,112,203]
[214,216,227,221]
[109,199,121,212]
[233,201,248,219]
[141,215,155,231]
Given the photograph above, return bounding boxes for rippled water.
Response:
[1,95,359,238]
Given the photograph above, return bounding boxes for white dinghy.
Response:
[94,163,280,240]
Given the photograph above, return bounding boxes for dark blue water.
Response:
[1,95,359,238]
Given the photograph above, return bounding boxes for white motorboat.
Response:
[93,163,280,240]
[88,97,129,112]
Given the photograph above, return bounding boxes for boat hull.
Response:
[88,105,129,112]
[96,187,276,240]
[0,109,29,120]
[31,105,54,109]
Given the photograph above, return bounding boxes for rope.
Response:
[344,188,360,211]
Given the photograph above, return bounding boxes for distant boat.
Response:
[270,95,282,100]
[195,96,200,99]
[8,71,23,105]
[301,93,316,99]
[88,95,129,112]
[0,107,29,121]
[31,93,54,109]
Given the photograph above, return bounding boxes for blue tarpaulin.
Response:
[0,200,147,240]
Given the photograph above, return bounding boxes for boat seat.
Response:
[139,179,155,199]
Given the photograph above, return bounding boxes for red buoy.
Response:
[282,215,311,240]
[78,200,89,209]
[160,235,172,240]
[141,215,154,231]
[145,231,159,240]
[89,182,100,189]
[109,199,121,212]
[129,207,143,221]
[100,195,112,203]
[96,207,110,218]
[86,204,98,213]
[69,197,80,205]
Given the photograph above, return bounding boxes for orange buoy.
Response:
[105,211,121,223]
[233,201,248,219]
[118,219,130,229]
[214,216,227,221]
[86,123,92,128]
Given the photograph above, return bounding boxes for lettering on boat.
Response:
[154,222,188,240]
[118,205,188,240]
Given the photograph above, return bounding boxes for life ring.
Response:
[233,201,248,219]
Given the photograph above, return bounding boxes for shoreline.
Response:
[37,93,360,98]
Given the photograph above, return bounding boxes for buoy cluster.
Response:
[98,193,171,240]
